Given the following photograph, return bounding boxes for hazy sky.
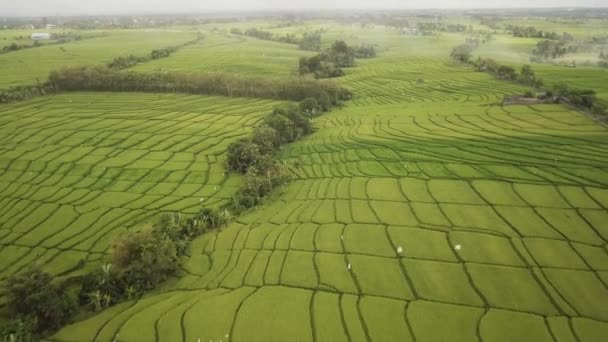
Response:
[1,0,607,16]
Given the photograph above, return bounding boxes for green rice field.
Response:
[0,93,279,285]
[0,14,606,342]
[0,30,197,89]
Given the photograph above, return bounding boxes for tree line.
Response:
[298,40,376,79]
[506,25,574,42]
[47,65,350,102]
[229,27,323,51]
[107,33,204,70]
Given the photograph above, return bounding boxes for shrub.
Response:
[111,231,180,294]
[264,113,298,144]
[298,97,322,116]
[252,124,281,154]
[226,138,263,173]
[3,269,78,333]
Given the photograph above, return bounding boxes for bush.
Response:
[252,124,281,154]
[450,43,476,63]
[226,138,263,173]
[497,65,518,81]
[298,97,322,116]
[111,231,180,294]
[264,113,298,144]
[3,269,78,333]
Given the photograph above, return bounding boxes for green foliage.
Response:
[450,43,476,63]
[107,54,147,69]
[553,83,604,112]
[518,65,543,88]
[299,40,367,78]
[232,160,292,210]
[252,124,281,154]
[298,97,323,116]
[0,85,55,104]
[353,44,377,58]
[497,65,518,81]
[226,138,264,173]
[298,31,322,51]
[0,317,37,342]
[3,270,78,334]
[48,65,349,102]
[244,28,273,40]
[530,40,568,62]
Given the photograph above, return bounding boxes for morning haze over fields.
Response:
[0,0,607,341]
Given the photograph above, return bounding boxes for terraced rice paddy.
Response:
[52,27,608,341]
[132,34,313,77]
[0,92,280,284]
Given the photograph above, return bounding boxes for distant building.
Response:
[31,33,51,40]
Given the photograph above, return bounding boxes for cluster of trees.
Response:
[108,35,203,70]
[1,207,230,339]
[298,31,323,51]
[530,40,576,62]
[227,99,335,211]
[473,58,544,88]
[450,42,478,63]
[552,83,606,115]
[298,40,376,78]
[48,65,351,102]
[2,270,78,337]
[506,25,574,42]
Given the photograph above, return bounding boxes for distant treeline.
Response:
[417,22,474,33]
[229,27,324,51]
[505,25,574,42]
[107,33,204,70]
[299,40,376,79]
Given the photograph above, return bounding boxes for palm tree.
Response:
[102,293,112,308]
[89,290,103,311]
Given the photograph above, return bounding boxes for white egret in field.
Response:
[454,244,461,251]
[347,263,351,270]
[397,246,403,254]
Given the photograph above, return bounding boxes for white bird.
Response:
[397,246,403,254]
[200,197,204,202]
[454,244,461,251]
[347,263,351,270]
[341,235,344,240]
